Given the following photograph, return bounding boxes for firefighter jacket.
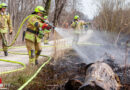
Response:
[25,15,44,43]
[0,12,13,33]
[71,20,86,34]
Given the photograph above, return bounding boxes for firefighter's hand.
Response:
[9,30,13,35]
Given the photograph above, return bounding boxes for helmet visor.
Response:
[2,6,7,8]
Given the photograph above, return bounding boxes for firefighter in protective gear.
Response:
[0,3,13,56]
[25,6,48,65]
[71,15,89,44]
[43,16,51,45]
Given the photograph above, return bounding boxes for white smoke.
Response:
[55,27,129,65]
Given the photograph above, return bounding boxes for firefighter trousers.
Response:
[25,39,42,64]
[73,33,80,45]
[0,33,8,52]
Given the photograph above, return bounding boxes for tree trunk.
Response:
[79,61,120,90]
[53,0,67,26]
[45,0,51,16]
[64,62,121,90]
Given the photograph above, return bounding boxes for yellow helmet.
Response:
[34,6,45,13]
[0,3,8,8]
[74,15,80,20]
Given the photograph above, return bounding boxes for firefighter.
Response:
[71,15,89,44]
[0,3,13,56]
[43,16,51,45]
[25,6,48,65]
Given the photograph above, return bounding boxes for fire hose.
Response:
[0,47,52,90]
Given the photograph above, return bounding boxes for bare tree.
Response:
[53,0,67,26]
[44,0,51,15]
[94,0,130,43]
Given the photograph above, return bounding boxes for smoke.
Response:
[55,27,129,65]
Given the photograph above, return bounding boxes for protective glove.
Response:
[42,23,48,30]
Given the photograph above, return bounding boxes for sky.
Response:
[76,0,98,20]
[77,0,130,20]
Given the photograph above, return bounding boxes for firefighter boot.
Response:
[35,50,42,65]
[4,51,8,56]
[35,59,38,65]
[29,50,35,65]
